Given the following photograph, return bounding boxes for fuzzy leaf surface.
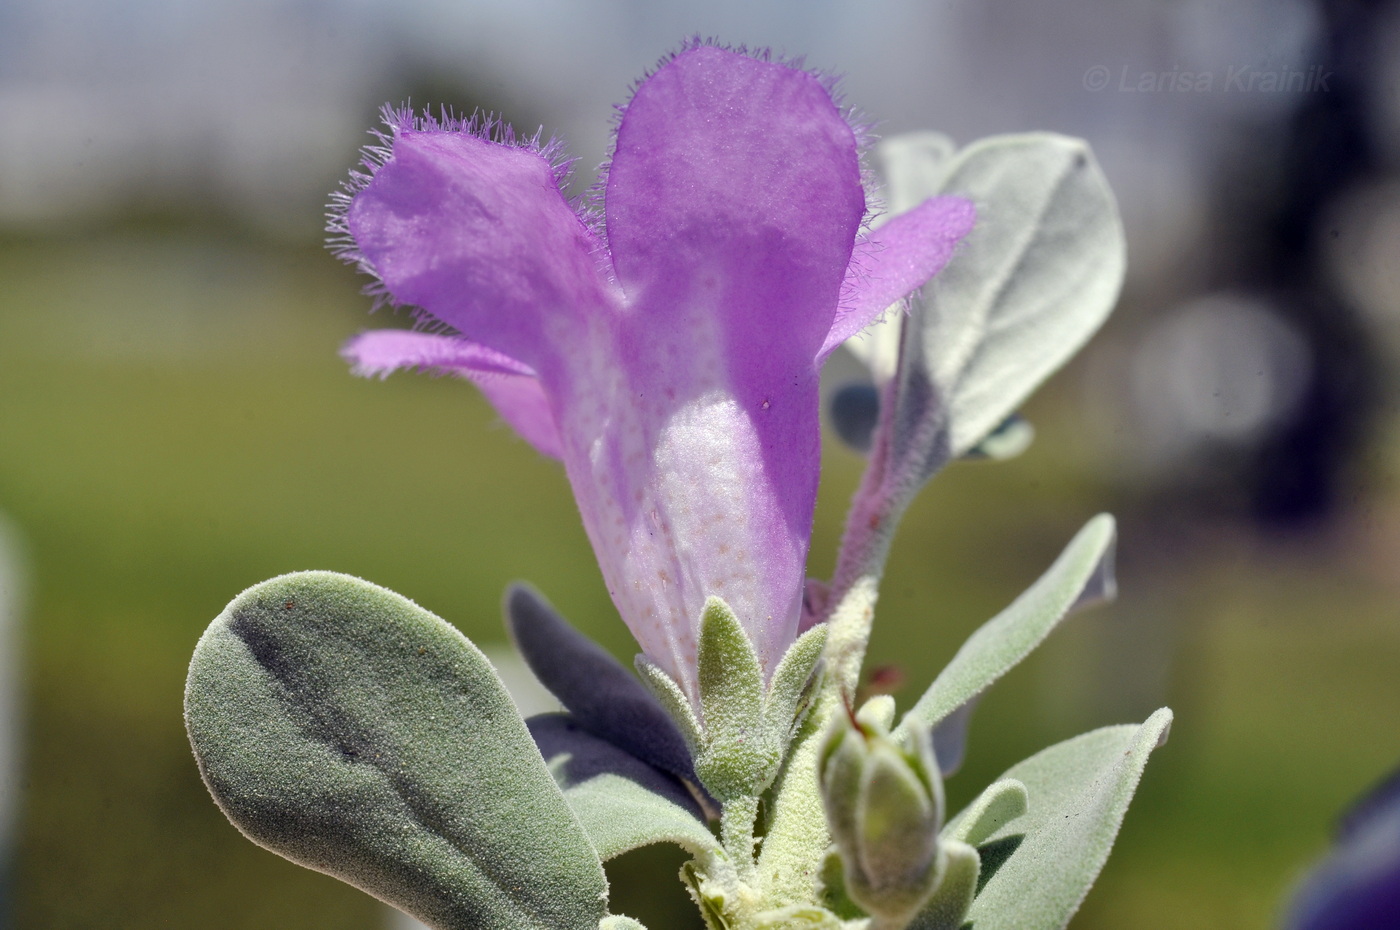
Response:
[942,778,1028,848]
[695,597,773,799]
[764,623,828,741]
[184,571,607,930]
[948,708,1174,930]
[896,132,1126,459]
[900,515,1115,736]
[599,917,649,930]
[908,840,980,930]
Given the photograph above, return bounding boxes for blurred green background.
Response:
[2,226,1398,928]
[2,1,1399,928]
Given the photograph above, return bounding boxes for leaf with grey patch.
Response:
[185,571,607,930]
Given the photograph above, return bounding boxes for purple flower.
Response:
[332,43,973,702]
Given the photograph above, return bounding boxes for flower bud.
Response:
[818,702,946,922]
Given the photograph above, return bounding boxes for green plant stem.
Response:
[721,794,761,879]
[755,691,839,907]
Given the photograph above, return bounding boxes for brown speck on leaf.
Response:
[283,599,295,610]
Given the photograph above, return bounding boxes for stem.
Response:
[829,458,899,598]
[720,794,761,879]
[823,575,881,701]
[827,358,953,695]
[753,691,838,906]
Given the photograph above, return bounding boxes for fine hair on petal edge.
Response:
[325,102,582,318]
[327,41,889,322]
[579,35,881,236]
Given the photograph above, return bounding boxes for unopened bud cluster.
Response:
[819,699,946,923]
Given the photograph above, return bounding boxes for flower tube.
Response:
[333,43,973,703]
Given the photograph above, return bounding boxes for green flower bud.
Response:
[818,701,946,923]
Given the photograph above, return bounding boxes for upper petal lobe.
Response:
[348,129,613,371]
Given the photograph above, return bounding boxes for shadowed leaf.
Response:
[185,571,607,930]
[507,584,695,781]
[530,713,719,861]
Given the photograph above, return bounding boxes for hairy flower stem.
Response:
[828,358,953,694]
[830,440,901,597]
[721,795,762,880]
[754,690,841,907]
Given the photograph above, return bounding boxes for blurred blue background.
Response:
[2,0,1399,927]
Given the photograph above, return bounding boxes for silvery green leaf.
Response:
[951,708,1174,930]
[599,917,649,930]
[888,131,1126,460]
[880,132,959,213]
[907,839,980,930]
[754,691,841,906]
[752,904,845,928]
[963,414,1035,461]
[858,695,896,731]
[695,597,776,800]
[528,713,719,861]
[697,597,764,731]
[185,572,607,930]
[899,515,1116,737]
[507,584,695,781]
[634,655,703,751]
[681,858,739,929]
[942,779,1028,848]
[764,623,828,743]
[826,134,1121,681]
[822,576,882,707]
